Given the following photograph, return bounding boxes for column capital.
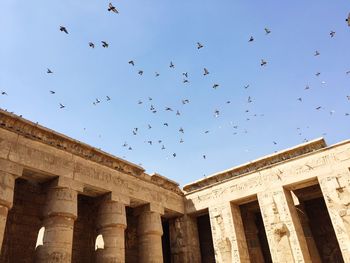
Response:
[48,176,84,193]
[134,203,164,216]
[43,186,78,220]
[97,198,127,229]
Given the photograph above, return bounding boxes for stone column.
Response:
[0,160,22,253]
[169,214,201,263]
[37,186,77,263]
[136,204,164,263]
[257,187,312,263]
[209,202,250,263]
[318,172,350,262]
[95,199,127,263]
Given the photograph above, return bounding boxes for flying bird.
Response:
[264,28,271,34]
[101,41,109,48]
[212,83,219,89]
[203,68,209,76]
[169,61,175,68]
[315,72,321,77]
[1,91,8,95]
[314,50,320,56]
[155,72,160,77]
[106,96,111,101]
[260,59,267,66]
[244,84,250,89]
[214,109,220,117]
[297,97,302,102]
[330,31,336,38]
[59,103,65,109]
[128,60,135,66]
[346,13,350,26]
[138,70,143,75]
[183,79,189,83]
[316,106,322,110]
[60,26,68,34]
[197,42,204,49]
[50,90,55,94]
[47,68,53,74]
[249,36,254,42]
[108,3,119,13]
[182,72,188,78]
[89,42,95,48]
[248,96,252,103]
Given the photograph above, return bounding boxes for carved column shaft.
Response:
[137,209,163,263]
[96,200,127,263]
[36,186,77,263]
[209,202,250,263]
[257,187,312,263]
[318,173,350,262]
[0,170,17,252]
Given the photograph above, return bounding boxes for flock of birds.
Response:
[1,4,350,171]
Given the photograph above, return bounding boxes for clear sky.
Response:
[1,1,350,186]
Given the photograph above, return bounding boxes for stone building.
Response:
[0,108,349,263]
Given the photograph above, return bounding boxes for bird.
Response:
[49,90,55,94]
[297,97,302,102]
[173,153,176,157]
[60,26,68,34]
[161,145,165,150]
[122,142,128,147]
[155,72,160,77]
[314,50,320,56]
[138,100,143,105]
[330,31,336,38]
[148,97,152,101]
[106,96,111,101]
[148,124,152,129]
[182,99,190,104]
[147,141,152,145]
[183,79,189,84]
[59,103,65,109]
[273,141,277,145]
[1,91,7,95]
[128,60,135,66]
[315,72,321,77]
[248,36,254,42]
[264,28,271,34]
[213,84,219,89]
[95,98,101,104]
[138,70,143,75]
[204,130,209,134]
[197,42,204,49]
[305,85,310,90]
[346,13,350,26]
[180,138,184,143]
[179,127,184,133]
[203,68,209,76]
[165,107,173,111]
[47,68,53,74]
[347,96,350,100]
[214,109,220,117]
[163,123,169,127]
[101,41,109,48]
[260,59,267,66]
[244,84,250,89]
[182,72,188,78]
[316,106,322,110]
[346,71,350,75]
[176,110,181,116]
[169,61,175,68]
[89,42,95,48]
[203,155,206,159]
[108,3,119,13]
[248,96,252,103]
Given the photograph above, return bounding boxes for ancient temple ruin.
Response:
[0,108,349,263]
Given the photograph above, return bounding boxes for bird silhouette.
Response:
[330,31,336,38]
[89,42,95,48]
[1,91,8,95]
[47,68,53,74]
[169,61,175,68]
[101,41,109,48]
[249,36,254,42]
[203,68,209,76]
[60,26,68,34]
[108,3,119,13]
[128,60,135,66]
[197,42,204,49]
[314,50,320,56]
[261,59,267,66]
[213,84,219,89]
[50,90,55,94]
[59,103,65,109]
[264,28,271,34]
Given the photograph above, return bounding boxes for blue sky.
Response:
[1,1,350,186]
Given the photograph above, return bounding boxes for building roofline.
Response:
[183,138,328,193]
